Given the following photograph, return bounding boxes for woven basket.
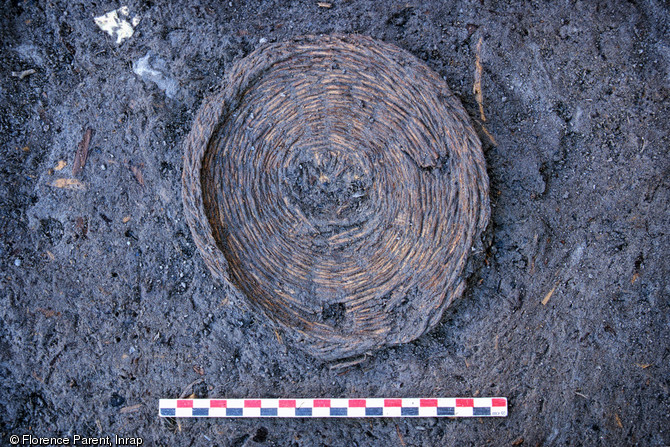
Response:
[182,35,489,361]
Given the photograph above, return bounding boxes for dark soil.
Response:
[1,1,668,446]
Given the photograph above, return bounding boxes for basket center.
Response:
[285,148,371,224]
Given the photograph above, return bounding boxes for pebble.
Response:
[14,258,21,267]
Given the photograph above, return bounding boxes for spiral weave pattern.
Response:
[182,35,489,360]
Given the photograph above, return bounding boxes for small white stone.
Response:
[259,37,268,45]
[14,258,21,267]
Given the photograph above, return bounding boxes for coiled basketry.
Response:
[182,34,489,360]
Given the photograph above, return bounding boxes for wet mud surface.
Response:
[1,1,669,446]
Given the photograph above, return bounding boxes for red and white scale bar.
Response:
[159,397,507,418]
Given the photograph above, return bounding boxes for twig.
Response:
[180,378,204,398]
[395,424,406,446]
[73,128,94,176]
[473,36,486,122]
[130,163,145,187]
[328,354,368,370]
[120,404,142,414]
[541,281,560,305]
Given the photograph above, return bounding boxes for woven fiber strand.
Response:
[182,35,489,361]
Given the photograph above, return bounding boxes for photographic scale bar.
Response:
[159,397,507,418]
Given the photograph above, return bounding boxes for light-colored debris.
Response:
[129,164,145,187]
[133,52,179,99]
[50,178,85,190]
[631,272,640,284]
[541,281,559,305]
[94,6,141,44]
[568,243,586,268]
[11,69,36,80]
[615,413,623,428]
[119,404,142,414]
